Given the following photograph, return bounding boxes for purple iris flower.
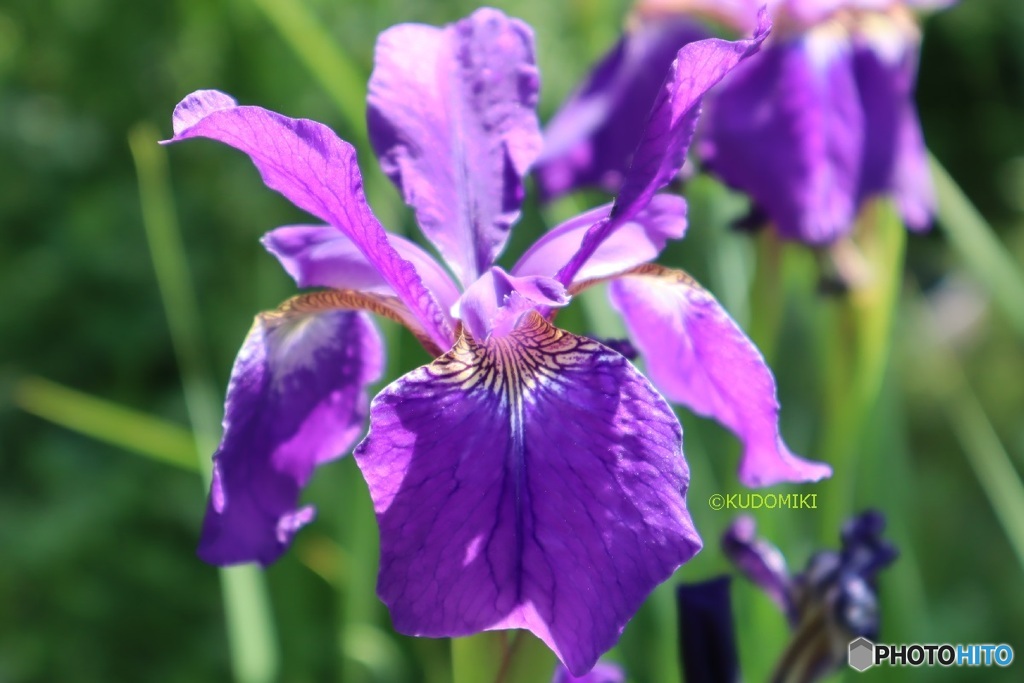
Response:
[166,7,829,674]
[722,511,898,681]
[537,0,954,245]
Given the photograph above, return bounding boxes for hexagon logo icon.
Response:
[849,637,875,672]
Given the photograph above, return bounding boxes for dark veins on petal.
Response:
[355,312,698,674]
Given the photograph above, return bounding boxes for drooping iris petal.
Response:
[699,25,864,244]
[263,225,463,314]
[607,265,831,486]
[367,8,543,286]
[535,17,710,201]
[891,93,934,230]
[165,90,453,351]
[552,661,625,683]
[455,267,569,341]
[354,313,701,675]
[557,15,769,286]
[200,298,384,566]
[721,516,793,616]
[513,194,687,284]
[852,12,934,230]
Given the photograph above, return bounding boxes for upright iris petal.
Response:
[262,225,463,318]
[355,313,700,674]
[851,7,934,229]
[367,8,543,286]
[535,17,711,201]
[513,194,688,283]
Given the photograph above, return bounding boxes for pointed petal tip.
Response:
[170,89,238,138]
[738,444,832,488]
[754,6,772,42]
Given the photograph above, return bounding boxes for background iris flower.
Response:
[166,6,827,675]
[537,0,956,245]
[722,510,898,681]
[672,511,897,682]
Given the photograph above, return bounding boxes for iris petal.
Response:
[513,194,687,285]
[557,15,769,286]
[367,8,543,286]
[165,90,453,350]
[852,14,934,230]
[199,297,383,566]
[700,27,864,244]
[535,17,710,201]
[263,225,463,316]
[608,265,831,486]
[721,516,793,617]
[612,11,770,222]
[455,266,569,341]
[354,312,700,675]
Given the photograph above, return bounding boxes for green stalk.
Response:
[930,154,1024,339]
[747,230,786,361]
[12,375,198,471]
[452,632,554,683]
[130,124,279,683]
[913,302,1024,573]
[947,387,1024,573]
[817,201,905,540]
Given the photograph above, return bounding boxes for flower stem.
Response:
[817,201,905,541]
[493,632,523,683]
[452,631,554,683]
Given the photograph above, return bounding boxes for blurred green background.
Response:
[1,0,1022,681]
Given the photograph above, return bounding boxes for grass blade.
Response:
[947,386,1024,573]
[13,375,198,471]
[930,153,1024,339]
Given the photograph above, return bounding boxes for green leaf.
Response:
[931,153,1024,339]
[13,375,199,472]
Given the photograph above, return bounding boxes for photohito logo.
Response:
[848,638,1014,672]
[849,638,875,672]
